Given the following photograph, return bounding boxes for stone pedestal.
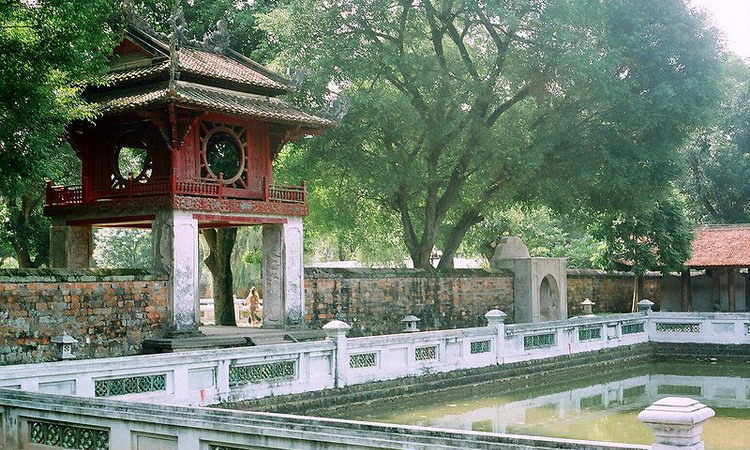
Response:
[49,225,93,268]
[152,210,201,336]
[638,397,715,450]
[262,217,304,328]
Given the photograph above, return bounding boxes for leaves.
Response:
[265,0,723,267]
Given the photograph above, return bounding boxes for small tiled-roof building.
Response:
[44,11,334,340]
[677,225,750,312]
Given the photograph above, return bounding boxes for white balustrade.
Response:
[0,310,747,408]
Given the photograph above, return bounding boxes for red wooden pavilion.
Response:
[44,12,333,336]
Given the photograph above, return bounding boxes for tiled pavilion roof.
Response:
[86,17,333,130]
[92,81,334,128]
[104,47,292,93]
[685,224,750,268]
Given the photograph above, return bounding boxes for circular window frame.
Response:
[202,127,246,184]
[114,141,152,183]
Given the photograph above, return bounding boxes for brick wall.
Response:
[304,268,664,334]
[0,269,168,365]
[304,268,514,336]
[567,269,662,315]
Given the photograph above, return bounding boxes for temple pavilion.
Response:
[676,224,750,312]
[44,11,333,338]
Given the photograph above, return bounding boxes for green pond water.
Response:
[341,362,750,450]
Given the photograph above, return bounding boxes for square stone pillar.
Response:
[152,210,201,335]
[262,217,304,328]
[49,225,94,268]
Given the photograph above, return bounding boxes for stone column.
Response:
[728,268,737,312]
[152,210,200,336]
[323,320,351,388]
[711,268,723,311]
[49,225,93,268]
[638,397,714,450]
[262,217,304,328]
[680,270,692,312]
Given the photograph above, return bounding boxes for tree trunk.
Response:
[203,228,238,326]
[437,210,484,270]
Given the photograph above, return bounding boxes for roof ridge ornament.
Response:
[202,19,231,53]
[168,4,186,94]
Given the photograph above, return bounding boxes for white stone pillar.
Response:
[638,397,715,450]
[485,309,507,364]
[323,320,350,388]
[152,210,200,335]
[49,225,93,268]
[262,217,304,328]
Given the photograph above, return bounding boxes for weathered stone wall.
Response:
[0,269,168,365]
[567,269,662,315]
[304,268,514,335]
[304,268,664,331]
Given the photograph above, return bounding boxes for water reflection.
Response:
[341,363,750,450]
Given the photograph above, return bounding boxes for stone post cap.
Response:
[51,333,78,344]
[581,298,595,306]
[322,320,351,331]
[638,299,655,307]
[485,310,508,322]
[638,397,715,426]
[401,315,421,322]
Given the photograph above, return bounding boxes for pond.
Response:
[340,362,750,450]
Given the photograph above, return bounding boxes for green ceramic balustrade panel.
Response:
[415,345,438,361]
[622,322,645,335]
[470,340,491,354]
[94,374,166,397]
[655,322,700,333]
[578,326,602,341]
[229,360,296,385]
[349,352,377,369]
[523,333,555,350]
[29,420,109,450]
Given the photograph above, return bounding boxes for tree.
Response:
[463,206,605,269]
[262,0,723,269]
[590,191,693,310]
[680,58,750,223]
[0,0,117,266]
[202,228,238,326]
[93,228,152,268]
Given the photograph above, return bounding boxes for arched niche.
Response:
[539,274,561,322]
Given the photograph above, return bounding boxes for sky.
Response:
[691,0,750,58]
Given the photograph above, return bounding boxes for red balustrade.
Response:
[45,178,306,207]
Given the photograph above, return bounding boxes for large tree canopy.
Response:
[680,58,750,223]
[264,0,723,269]
[0,0,117,266]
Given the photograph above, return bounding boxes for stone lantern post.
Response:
[581,298,595,317]
[401,315,421,332]
[638,397,714,450]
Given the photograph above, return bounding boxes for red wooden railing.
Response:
[45,178,306,207]
[268,183,306,204]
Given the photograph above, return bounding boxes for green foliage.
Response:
[275,144,408,266]
[680,58,750,223]
[0,0,117,266]
[234,227,262,298]
[464,207,605,269]
[590,192,694,274]
[93,228,152,269]
[262,0,724,268]
[133,0,287,63]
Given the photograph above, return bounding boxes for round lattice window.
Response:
[116,145,152,182]
[204,129,244,183]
